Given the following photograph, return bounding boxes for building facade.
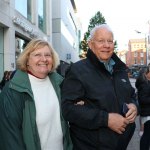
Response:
[126,38,147,68]
[0,0,80,80]
[117,50,127,64]
[52,0,80,63]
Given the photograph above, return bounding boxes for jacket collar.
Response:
[86,48,127,71]
[9,70,63,97]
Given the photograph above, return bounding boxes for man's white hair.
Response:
[88,24,114,41]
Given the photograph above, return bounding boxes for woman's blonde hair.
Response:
[17,38,60,72]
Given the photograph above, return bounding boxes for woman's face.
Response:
[27,45,53,78]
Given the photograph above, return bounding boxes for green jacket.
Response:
[0,70,73,150]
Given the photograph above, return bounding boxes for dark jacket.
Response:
[0,71,15,90]
[135,73,150,116]
[61,49,137,150]
[0,70,73,150]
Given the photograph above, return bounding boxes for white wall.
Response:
[52,0,80,63]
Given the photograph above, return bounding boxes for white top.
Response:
[29,74,63,150]
[141,116,150,125]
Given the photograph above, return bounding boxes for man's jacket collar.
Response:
[86,48,127,71]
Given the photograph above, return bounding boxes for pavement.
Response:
[127,117,140,150]
[127,78,140,150]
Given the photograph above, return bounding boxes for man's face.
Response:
[88,28,114,62]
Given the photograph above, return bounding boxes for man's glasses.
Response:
[92,39,114,45]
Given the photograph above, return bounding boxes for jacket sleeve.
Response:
[136,81,150,105]
[61,67,108,130]
[0,85,26,150]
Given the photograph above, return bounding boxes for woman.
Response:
[0,39,72,150]
[135,65,150,150]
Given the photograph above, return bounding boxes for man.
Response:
[61,24,138,150]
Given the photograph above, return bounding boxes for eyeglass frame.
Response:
[91,39,114,45]
[29,52,52,59]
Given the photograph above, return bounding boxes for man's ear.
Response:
[88,40,92,49]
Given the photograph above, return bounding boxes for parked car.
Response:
[132,71,139,79]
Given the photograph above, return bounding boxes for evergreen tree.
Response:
[79,11,106,58]
[79,11,118,58]
[114,40,118,54]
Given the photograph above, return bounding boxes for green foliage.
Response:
[114,40,118,54]
[79,11,106,58]
[79,11,118,59]
[88,11,106,32]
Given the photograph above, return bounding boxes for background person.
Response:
[135,64,150,150]
[61,24,138,150]
[0,71,13,91]
[0,39,72,150]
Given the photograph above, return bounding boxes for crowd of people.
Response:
[1,24,149,150]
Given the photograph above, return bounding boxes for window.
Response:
[134,59,137,64]
[38,0,46,33]
[66,53,71,60]
[15,36,29,60]
[134,51,138,57]
[140,59,144,65]
[15,0,31,21]
[140,52,144,57]
[69,12,77,35]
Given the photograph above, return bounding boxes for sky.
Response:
[75,0,150,50]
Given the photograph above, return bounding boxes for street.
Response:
[127,78,140,150]
[127,117,140,150]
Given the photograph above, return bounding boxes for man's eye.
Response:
[98,40,104,44]
[108,40,113,44]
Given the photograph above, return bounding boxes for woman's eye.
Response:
[35,54,41,57]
